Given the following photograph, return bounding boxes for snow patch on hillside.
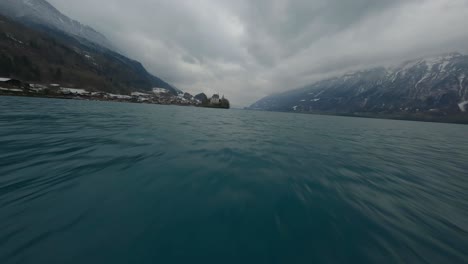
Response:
[314,89,325,98]
[458,101,468,112]
[6,34,23,44]
[439,61,450,73]
[415,72,431,89]
[153,88,169,94]
[459,74,465,97]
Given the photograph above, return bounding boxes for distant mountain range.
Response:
[0,0,178,94]
[250,53,468,123]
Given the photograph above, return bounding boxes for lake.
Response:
[1,96,467,263]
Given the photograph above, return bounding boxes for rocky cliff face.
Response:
[251,53,468,117]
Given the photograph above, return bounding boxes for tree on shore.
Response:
[54,68,62,80]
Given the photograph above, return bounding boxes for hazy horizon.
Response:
[47,0,468,106]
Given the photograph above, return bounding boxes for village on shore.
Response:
[0,77,230,109]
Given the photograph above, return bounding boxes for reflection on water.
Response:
[0,97,467,264]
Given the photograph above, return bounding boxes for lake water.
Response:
[1,96,467,264]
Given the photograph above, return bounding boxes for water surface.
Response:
[1,97,467,263]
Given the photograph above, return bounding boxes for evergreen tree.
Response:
[54,68,62,80]
[0,55,13,76]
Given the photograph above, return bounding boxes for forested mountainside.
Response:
[0,15,177,94]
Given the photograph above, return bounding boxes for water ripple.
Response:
[0,97,467,264]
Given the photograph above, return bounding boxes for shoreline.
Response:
[246,108,468,125]
[0,90,229,109]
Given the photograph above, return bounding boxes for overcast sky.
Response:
[48,0,468,106]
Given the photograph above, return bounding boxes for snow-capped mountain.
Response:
[0,0,112,49]
[250,53,468,122]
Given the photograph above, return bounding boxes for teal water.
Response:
[0,96,467,264]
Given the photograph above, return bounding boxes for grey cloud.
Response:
[48,0,468,106]
[182,55,198,65]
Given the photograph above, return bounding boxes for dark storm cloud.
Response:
[48,0,468,106]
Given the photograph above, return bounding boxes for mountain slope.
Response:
[250,53,468,122]
[0,15,177,94]
[0,0,112,49]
